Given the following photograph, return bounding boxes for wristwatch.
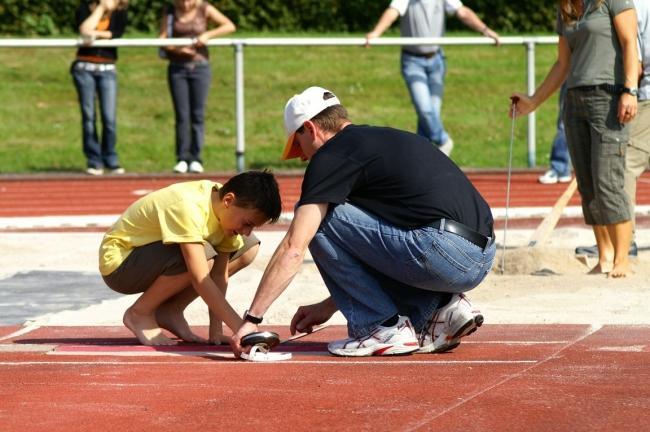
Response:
[621,87,639,97]
[243,309,263,324]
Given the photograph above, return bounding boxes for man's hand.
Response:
[508,93,535,119]
[290,299,337,335]
[618,93,638,124]
[230,321,259,358]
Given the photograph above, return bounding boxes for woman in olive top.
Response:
[511,0,638,278]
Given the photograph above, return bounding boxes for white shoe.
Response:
[107,166,125,175]
[173,161,188,173]
[328,316,420,357]
[417,294,483,354]
[538,170,572,184]
[85,167,103,176]
[188,161,204,173]
[438,138,453,156]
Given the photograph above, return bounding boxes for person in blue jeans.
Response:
[538,82,573,184]
[232,87,495,358]
[367,0,499,156]
[72,0,128,176]
[159,0,235,174]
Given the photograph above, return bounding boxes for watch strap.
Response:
[243,309,263,324]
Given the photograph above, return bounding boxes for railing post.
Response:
[234,41,245,172]
[526,41,537,167]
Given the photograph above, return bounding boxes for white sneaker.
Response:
[438,138,453,156]
[188,161,204,173]
[107,166,125,175]
[417,294,483,354]
[85,167,103,176]
[328,315,420,357]
[538,170,572,184]
[173,161,188,173]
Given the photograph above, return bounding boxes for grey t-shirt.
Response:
[557,0,635,88]
[390,0,463,55]
[635,0,650,100]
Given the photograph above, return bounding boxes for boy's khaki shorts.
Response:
[103,234,260,295]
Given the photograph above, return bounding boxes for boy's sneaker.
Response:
[538,170,572,184]
[417,294,483,354]
[188,161,204,173]
[173,160,188,173]
[328,315,420,357]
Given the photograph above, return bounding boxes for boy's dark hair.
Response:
[219,170,282,223]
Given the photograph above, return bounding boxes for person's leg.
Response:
[188,63,211,164]
[310,203,494,334]
[168,64,192,164]
[550,82,571,177]
[96,69,120,169]
[625,100,650,233]
[589,90,632,276]
[400,52,449,147]
[71,66,102,169]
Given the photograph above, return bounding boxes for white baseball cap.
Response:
[281,86,341,160]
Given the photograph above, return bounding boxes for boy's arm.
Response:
[179,242,243,332]
[208,252,231,344]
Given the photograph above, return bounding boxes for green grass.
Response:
[0,32,561,173]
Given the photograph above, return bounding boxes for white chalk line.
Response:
[0,359,539,366]
[404,324,603,432]
[0,323,40,342]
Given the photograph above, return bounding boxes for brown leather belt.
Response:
[403,50,439,59]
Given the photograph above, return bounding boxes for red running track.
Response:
[1,171,649,217]
[0,324,648,431]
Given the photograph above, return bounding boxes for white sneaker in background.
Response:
[438,138,453,156]
[85,167,103,176]
[188,161,204,174]
[173,161,188,174]
[418,294,483,354]
[328,315,420,357]
[538,170,571,184]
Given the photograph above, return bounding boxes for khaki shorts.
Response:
[102,234,260,294]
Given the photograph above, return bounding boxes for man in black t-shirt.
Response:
[233,86,495,358]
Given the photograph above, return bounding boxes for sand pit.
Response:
[495,246,592,275]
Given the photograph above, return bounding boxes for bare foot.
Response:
[209,333,231,345]
[156,307,206,343]
[588,260,613,275]
[609,259,631,278]
[123,307,175,346]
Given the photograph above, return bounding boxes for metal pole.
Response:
[234,42,245,172]
[526,41,537,167]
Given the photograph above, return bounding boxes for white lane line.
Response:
[0,359,539,366]
[404,324,603,432]
[0,324,40,342]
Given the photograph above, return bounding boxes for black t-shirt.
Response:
[299,125,494,237]
[75,2,128,62]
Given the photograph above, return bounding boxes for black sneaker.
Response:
[575,241,638,257]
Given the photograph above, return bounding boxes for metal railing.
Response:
[1,36,558,171]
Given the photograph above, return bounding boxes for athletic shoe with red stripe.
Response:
[417,294,483,354]
[328,315,420,357]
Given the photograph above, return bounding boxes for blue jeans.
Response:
[71,65,119,169]
[550,83,571,177]
[308,203,495,338]
[168,62,211,163]
[401,51,449,147]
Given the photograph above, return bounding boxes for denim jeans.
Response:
[308,203,495,338]
[167,62,211,163]
[550,83,571,177]
[71,66,119,169]
[400,51,449,147]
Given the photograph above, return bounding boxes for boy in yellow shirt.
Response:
[99,170,282,346]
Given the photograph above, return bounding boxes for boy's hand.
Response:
[230,321,259,357]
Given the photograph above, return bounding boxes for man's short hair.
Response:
[305,104,349,134]
[220,170,282,223]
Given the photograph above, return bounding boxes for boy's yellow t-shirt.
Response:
[99,180,243,276]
